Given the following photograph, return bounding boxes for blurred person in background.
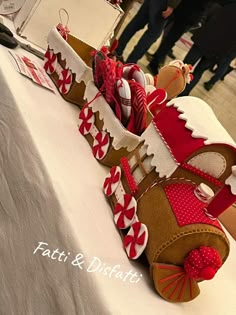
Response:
[204,52,236,90]
[180,0,236,96]
[115,0,181,63]
[147,0,211,75]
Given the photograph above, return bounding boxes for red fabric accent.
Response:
[92,132,109,160]
[58,69,72,94]
[44,49,57,74]
[78,107,94,135]
[164,183,222,229]
[109,39,118,54]
[128,80,147,135]
[127,64,140,80]
[103,166,121,196]
[147,88,167,117]
[184,246,222,280]
[153,107,205,163]
[114,194,136,229]
[120,157,138,194]
[123,222,146,259]
[163,68,182,91]
[181,163,223,188]
[56,23,70,41]
[206,185,236,217]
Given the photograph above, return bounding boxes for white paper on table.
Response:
[8,50,55,92]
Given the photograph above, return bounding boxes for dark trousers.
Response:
[116,0,168,63]
[180,44,216,95]
[208,50,236,84]
[149,21,189,68]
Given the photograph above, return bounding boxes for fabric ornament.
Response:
[44,49,57,74]
[78,107,95,135]
[58,69,72,94]
[123,222,148,259]
[103,166,121,196]
[92,131,110,160]
[114,194,137,229]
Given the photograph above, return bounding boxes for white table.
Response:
[0,42,236,315]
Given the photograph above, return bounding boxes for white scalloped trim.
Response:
[84,81,140,151]
[47,28,93,84]
[140,123,178,178]
[225,174,236,195]
[166,96,236,148]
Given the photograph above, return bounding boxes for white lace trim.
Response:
[47,28,93,84]
[84,81,140,151]
[225,169,236,195]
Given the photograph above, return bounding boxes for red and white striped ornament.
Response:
[56,23,70,41]
[92,131,110,160]
[58,69,72,94]
[103,166,121,196]
[123,222,148,260]
[44,49,57,74]
[114,194,137,229]
[78,107,95,135]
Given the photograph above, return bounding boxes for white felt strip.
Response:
[140,123,178,178]
[167,96,236,148]
[84,81,140,151]
[48,28,93,84]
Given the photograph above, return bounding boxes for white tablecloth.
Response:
[0,44,236,315]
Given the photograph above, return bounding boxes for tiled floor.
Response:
[118,2,236,141]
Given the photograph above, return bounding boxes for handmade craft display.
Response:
[103,96,236,302]
[44,10,95,108]
[78,50,192,166]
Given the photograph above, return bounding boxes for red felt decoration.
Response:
[56,23,70,41]
[92,131,110,160]
[206,185,236,218]
[114,194,136,229]
[103,166,121,196]
[78,107,95,135]
[123,222,148,259]
[58,69,72,94]
[120,157,138,194]
[184,246,222,280]
[44,49,57,74]
[153,106,205,163]
[164,183,222,229]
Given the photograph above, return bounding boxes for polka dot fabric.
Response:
[164,183,221,229]
[184,246,222,280]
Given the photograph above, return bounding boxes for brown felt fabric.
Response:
[156,66,186,100]
[151,263,200,302]
[183,144,236,183]
[136,181,229,266]
[67,34,94,67]
[48,38,94,107]
[83,109,137,167]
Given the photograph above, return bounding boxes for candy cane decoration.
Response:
[122,64,147,88]
[114,194,137,229]
[123,222,148,259]
[78,107,95,135]
[58,69,72,94]
[103,166,121,196]
[44,49,57,74]
[92,131,110,160]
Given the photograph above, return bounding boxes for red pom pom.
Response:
[199,267,216,280]
[184,246,222,280]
